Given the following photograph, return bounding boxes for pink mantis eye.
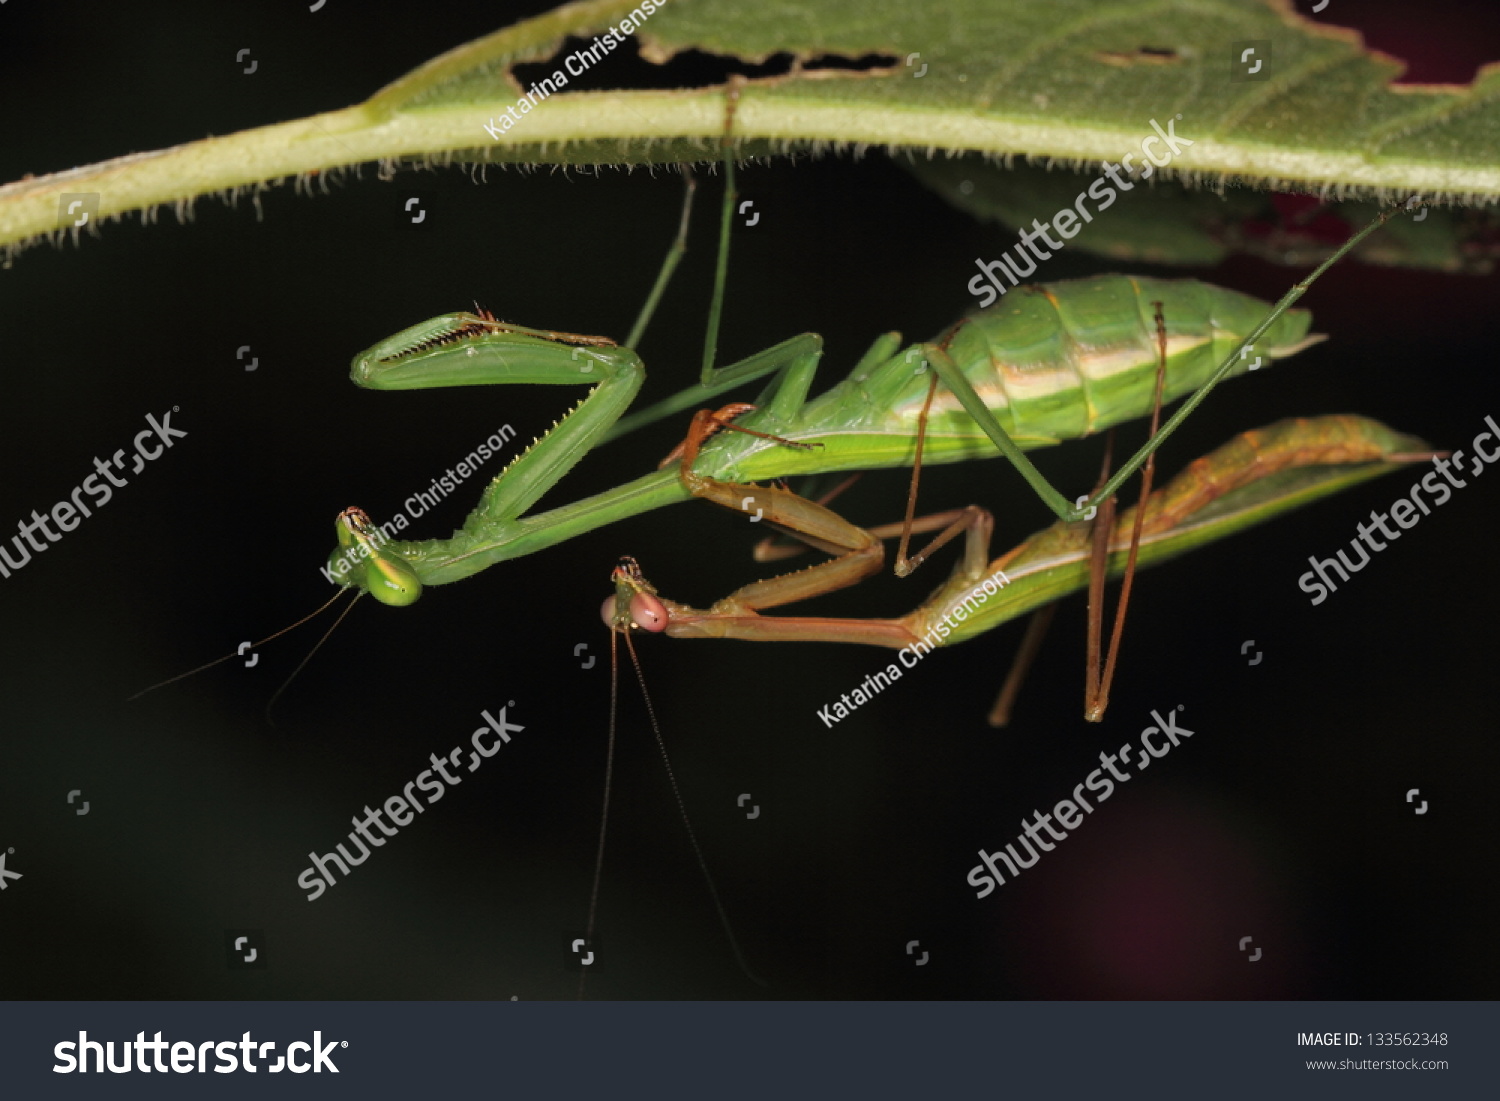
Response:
[629,591,669,632]
[600,592,669,632]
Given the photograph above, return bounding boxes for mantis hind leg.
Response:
[1082,300,1170,722]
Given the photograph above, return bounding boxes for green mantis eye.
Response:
[364,554,423,606]
[332,507,423,606]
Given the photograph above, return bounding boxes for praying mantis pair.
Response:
[314,85,1428,727]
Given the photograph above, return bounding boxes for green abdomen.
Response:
[838,275,1312,451]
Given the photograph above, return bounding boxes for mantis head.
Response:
[330,507,423,607]
[602,556,669,634]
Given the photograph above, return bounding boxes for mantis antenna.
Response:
[126,587,353,703]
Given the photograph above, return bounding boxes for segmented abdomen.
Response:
[885,274,1315,446]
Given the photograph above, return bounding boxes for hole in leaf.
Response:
[513,37,897,93]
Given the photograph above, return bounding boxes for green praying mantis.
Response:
[320,173,1429,725]
[252,76,1427,730]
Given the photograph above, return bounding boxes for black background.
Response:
[0,0,1496,1001]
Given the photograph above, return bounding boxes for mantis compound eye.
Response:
[628,591,669,632]
[600,592,668,632]
[365,554,423,607]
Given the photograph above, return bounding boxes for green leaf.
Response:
[4,0,1499,263]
